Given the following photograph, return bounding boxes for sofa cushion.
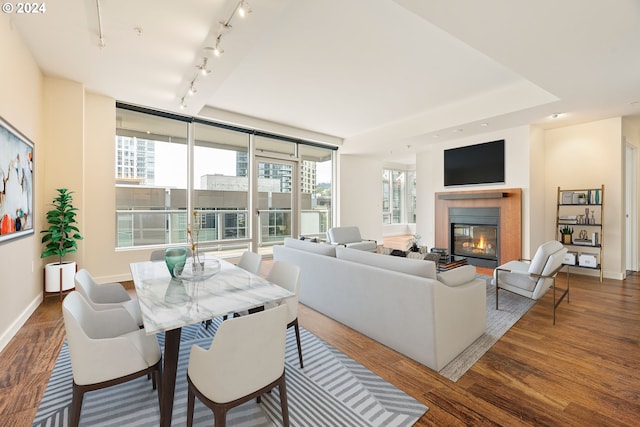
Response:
[284,237,336,257]
[335,246,436,279]
[437,265,477,287]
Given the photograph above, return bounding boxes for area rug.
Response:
[32,318,428,426]
[438,276,536,382]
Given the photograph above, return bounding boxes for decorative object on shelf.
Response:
[559,225,573,244]
[578,193,587,204]
[41,188,83,297]
[164,247,188,278]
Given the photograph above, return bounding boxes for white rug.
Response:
[438,278,535,382]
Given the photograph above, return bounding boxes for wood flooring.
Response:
[1,237,639,426]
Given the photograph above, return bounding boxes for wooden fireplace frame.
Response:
[434,188,522,266]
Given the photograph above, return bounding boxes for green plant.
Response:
[41,188,83,265]
[560,225,574,235]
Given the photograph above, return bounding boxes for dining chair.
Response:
[187,305,290,427]
[266,260,303,368]
[237,250,262,275]
[74,269,143,327]
[62,291,162,427]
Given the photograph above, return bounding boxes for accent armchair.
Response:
[493,240,569,324]
[327,226,377,252]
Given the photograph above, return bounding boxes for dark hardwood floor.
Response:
[1,239,639,426]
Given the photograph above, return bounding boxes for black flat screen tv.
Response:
[444,139,505,187]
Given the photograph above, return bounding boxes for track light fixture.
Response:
[179,0,252,109]
[197,57,211,75]
[238,0,251,17]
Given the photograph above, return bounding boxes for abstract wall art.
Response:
[0,116,34,243]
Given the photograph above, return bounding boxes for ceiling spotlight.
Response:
[213,41,224,57]
[179,97,187,110]
[238,0,251,17]
[188,82,197,96]
[197,57,211,75]
[550,112,562,119]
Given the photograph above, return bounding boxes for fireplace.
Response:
[449,207,499,268]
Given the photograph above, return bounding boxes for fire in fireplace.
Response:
[449,207,500,268]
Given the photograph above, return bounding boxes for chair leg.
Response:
[70,383,85,427]
[187,384,195,427]
[278,375,290,427]
[213,407,227,427]
[293,320,304,368]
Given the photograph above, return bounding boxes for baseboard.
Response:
[96,273,133,284]
[0,293,43,354]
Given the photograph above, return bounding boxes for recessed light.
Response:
[550,113,563,119]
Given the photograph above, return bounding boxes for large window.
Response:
[382,169,416,224]
[115,104,335,255]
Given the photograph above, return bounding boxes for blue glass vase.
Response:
[164,247,187,278]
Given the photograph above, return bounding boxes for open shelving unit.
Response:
[556,185,604,282]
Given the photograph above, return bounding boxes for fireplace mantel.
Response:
[434,188,522,266]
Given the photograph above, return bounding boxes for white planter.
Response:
[45,261,76,293]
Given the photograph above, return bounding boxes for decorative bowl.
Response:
[173,258,220,281]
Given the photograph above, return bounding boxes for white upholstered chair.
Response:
[62,291,161,427]
[237,250,262,275]
[74,269,143,327]
[186,305,290,427]
[327,226,377,252]
[493,240,569,324]
[266,260,303,368]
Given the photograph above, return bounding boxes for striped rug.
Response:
[33,318,428,426]
[437,279,536,382]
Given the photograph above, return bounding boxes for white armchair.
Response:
[493,240,569,324]
[327,226,377,252]
[62,291,162,426]
[74,269,143,327]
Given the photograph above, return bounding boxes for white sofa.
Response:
[273,238,486,371]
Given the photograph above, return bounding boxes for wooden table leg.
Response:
[160,327,181,427]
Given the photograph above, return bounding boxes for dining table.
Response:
[130,257,294,427]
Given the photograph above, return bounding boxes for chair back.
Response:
[188,305,288,403]
[237,251,262,275]
[74,269,99,304]
[267,260,301,323]
[529,241,568,299]
[327,226,362,244]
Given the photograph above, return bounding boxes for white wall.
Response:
[338,155,384,243]
[416,126,533,254]
[0,13,44,352]
[545,118,624,279]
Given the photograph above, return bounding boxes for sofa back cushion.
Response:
[328,226,362,244]
[284,237,336,257]
[335,246,437,279]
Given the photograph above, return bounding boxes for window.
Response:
[115,104,336,253]
[382,169,416,224]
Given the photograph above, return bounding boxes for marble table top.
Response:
[130,258,293,334]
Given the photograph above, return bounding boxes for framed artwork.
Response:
[0,116,34,243]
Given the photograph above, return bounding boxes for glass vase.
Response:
[164,247,187,278]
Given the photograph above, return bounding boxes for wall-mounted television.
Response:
[444,139,505,187]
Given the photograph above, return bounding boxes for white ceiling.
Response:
[10,0,640,163]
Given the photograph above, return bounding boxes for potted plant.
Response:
[559,225,573,244]
[41,188,83,294]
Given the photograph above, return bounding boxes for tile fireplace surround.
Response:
[434,188,522,266]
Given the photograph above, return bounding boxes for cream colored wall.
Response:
[622,116,640,272]
[338,154,384,243]
[0,14,44,351]
[545,117,624,279]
